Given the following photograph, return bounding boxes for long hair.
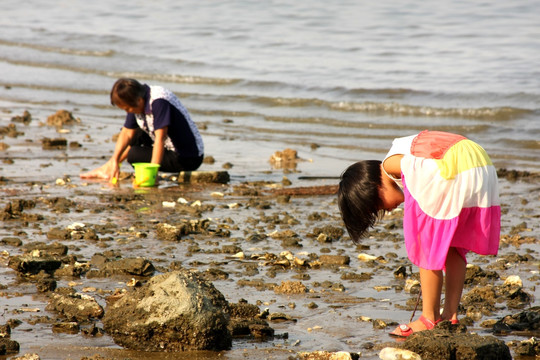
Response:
[110,78,146,107]
[337,160,385,243]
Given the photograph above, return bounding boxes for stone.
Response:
[0,338,21,355]
[400,326,511,360]
[319,255,350,266]
[379,347,421,360]
[177,170,230,184]
[102,270,231,351]
[42,138,67,150]
[298,351,360,360]
[274,281,307,294]
[492,306,540,335]
[7,255,63,275]
[46,293,104,321]
[46,110,80,127]
[513,337,540,356]
[86,257,155,278]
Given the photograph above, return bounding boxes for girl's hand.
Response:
[80,159,120,182]
[109,162,121,185]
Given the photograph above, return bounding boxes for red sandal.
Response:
[389,315,440,338]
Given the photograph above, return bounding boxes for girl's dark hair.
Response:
[337,160,385,243]
[110,78,146,107]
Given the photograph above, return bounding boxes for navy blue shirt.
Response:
[124,85,203,158]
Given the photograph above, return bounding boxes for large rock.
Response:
[399,323,511,360]
[102,270,231,351]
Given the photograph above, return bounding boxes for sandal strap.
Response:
[419,315,438,330]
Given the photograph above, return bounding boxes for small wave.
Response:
[0,56,240,86]
[0,56,107,75]
[347,87,428,96]
[329,101,532,120]
[114,72,241,86]
[263,115,491,133]
[247,93,531,121]
[191,109,256,118]
[0,81,106,95]
[500,138,540,150]
[0,39,114,57]
[0,49,532,123]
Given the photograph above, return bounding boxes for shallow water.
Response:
[0,0,539,180]
[0,1,539,359]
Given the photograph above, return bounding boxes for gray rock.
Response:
[103,269,231,351]
[177,170,230,184]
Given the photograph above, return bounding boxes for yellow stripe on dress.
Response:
[434,140,493,180]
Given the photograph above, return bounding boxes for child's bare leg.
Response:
[393,268,443,333]
[415,268,443,327]
[441,247,466,322]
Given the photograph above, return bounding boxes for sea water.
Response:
[0,0,538,179]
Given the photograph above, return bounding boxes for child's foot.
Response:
[80,168,110,180]
[80,162,114,180]
[389,315,439,338]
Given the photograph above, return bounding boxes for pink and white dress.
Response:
[383,130,501,270]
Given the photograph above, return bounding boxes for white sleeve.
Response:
[381,134,417,189]
[383,134,416,161]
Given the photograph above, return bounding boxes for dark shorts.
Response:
[127,129,203,173]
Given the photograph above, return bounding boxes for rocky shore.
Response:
[0,110,539,359]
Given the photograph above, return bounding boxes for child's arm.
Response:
[150,127,168,165]
[111,127,136,165]
[382,154,404,178]
[107,127,136,181]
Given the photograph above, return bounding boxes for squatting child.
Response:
[80,78,204,182]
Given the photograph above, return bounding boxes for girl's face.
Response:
[115,97,145,114]
[378,172,404,212]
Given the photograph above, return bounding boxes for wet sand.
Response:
[0,112,539,360]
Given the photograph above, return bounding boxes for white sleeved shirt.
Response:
[382,134,417,189]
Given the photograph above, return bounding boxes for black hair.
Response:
[337,160,385,243]
[110,78,146,107]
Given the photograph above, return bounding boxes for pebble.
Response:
[503,275,522,287]
[357,253,377,262]
[162,201,176,208]
[379,347,422,360]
